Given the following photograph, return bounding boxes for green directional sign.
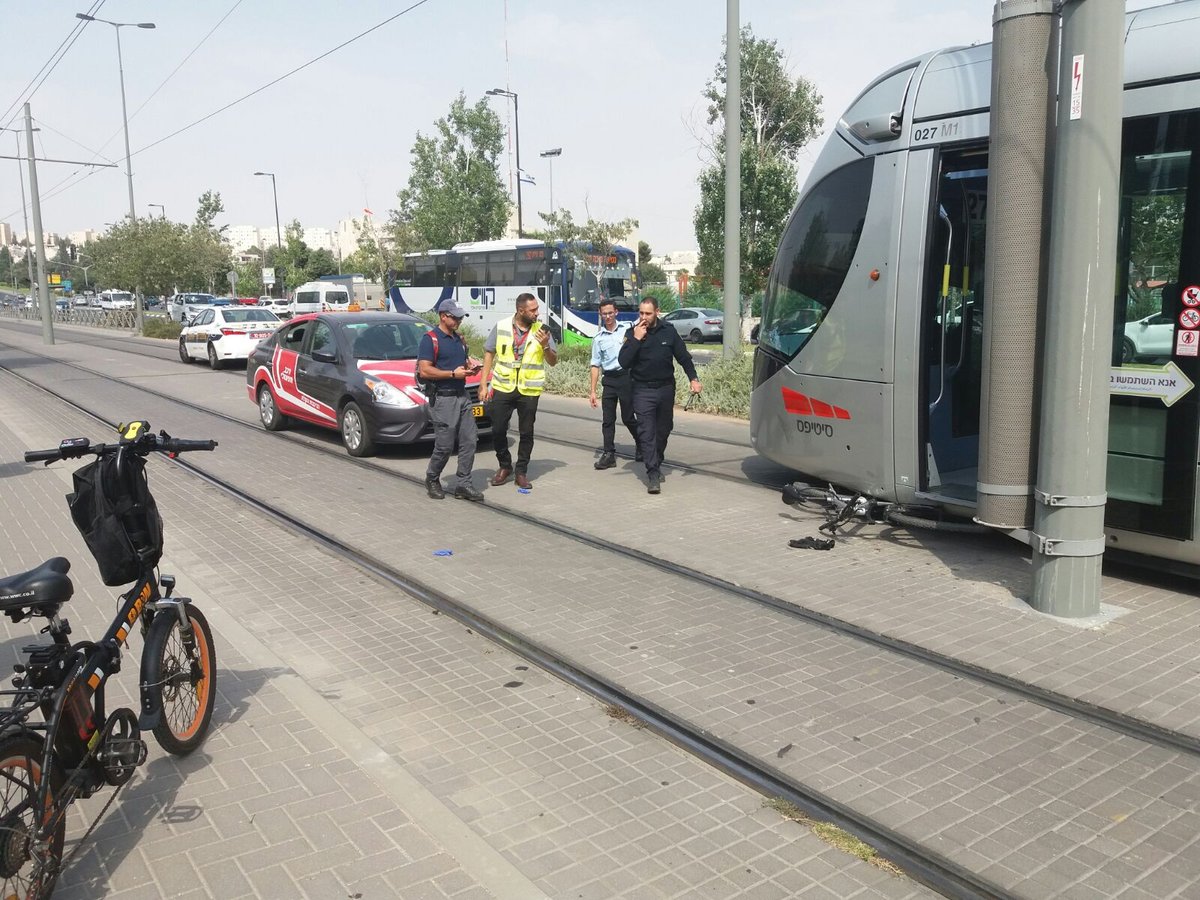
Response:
[1110,362,1195,407]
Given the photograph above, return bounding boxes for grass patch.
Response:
[603,703,645,729]
[764,798,905,874]
[544,344,752,419]
[142,318,182,340]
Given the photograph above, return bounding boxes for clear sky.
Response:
[0,1,1161,252]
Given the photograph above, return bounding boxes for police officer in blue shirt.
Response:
[588,298,640,469]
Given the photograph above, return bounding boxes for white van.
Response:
[99,290,135,310]
[292,282,350,316]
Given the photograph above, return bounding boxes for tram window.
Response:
[759,157,874,360]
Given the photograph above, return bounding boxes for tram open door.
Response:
[919,109,1200,556]
[921,148,987,504]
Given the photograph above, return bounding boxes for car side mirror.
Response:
[312,349,337,363]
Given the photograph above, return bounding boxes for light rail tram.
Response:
[751,1,1200,570]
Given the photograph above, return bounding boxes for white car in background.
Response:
[257,296,292,319]
[1122,312,1174,363]
[99,290,135,310]
[179,306,281,369]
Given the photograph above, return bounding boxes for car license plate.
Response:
[250,331,270,339]
[471,404,484,418]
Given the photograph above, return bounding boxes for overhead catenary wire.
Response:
[0,0,107,132]
[2,0,436,224]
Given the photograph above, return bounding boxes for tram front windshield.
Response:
[759,157,874,360]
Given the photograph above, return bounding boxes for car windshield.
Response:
[345,320,427,360]
[108,292,132,303]
[223,309,278,323]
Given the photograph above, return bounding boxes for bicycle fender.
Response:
[137,637,162,733]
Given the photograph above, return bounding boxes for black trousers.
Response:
[600,369,638,453]
[489,389,539,474]
[632,383,675,478]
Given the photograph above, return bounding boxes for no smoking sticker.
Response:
[1177,330,1199,357]
[1184,284,1200,307]
[1180,308,1200,330]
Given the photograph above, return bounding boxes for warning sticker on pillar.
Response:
[1176,331,1199,358]
[1183,284,1200,307]
[1070,54,1084,120]
[1110,362,1194,406]
[1180,308,1200,330]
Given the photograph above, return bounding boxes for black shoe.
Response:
[426,478,445,500]
[454,485,485,502]
[647,474,661,495]
[594,452,616,470]
[635,447,644,462]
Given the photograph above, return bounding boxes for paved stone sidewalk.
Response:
[0,360,926,898]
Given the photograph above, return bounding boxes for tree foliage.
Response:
[529,209,638,256]
[394,94,510,249]
[694,27,823,296]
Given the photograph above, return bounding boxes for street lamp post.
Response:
[539,148,562,215]
[486,88,523,238]
[253,171,283,297]
[148,203,165,219]
[77,11,155,332]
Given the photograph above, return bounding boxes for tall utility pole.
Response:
[77,12,155,332]
[24,104,53,345]
[254,171,283,297]
[487,88,523,238]
[6,130,36,292]
[540,148,562,214]
[722,0,741,359]
[1031,0,1124,615]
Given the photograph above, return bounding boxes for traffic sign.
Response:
[49,273,61,285]
[262,267,275,287]
[226,270,239,288]
[1177,330,1198,357]
[1181,308,1200,330]
[1183,284,1200,307]
[62,280,72,292]
[1111,361,1195,407]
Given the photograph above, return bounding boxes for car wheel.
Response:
[339,401,375,457]
[257,384,289,431]
[207,343,221,370]
[179,337,192,364]
[1122,337,1136,364]
[689,328,703,343]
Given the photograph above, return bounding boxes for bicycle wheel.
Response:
[0,733,65,900]
[144,605,217,756]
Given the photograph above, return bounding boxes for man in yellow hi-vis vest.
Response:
[479,292,558,490]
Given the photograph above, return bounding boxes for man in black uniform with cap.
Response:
[618,296,702,494]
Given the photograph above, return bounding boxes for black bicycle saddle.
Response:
[0,557,73,614]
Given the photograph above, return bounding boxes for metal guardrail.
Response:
[0,306,156,330]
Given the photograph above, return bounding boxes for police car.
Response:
[179,306,281,369]
[245,311,489,456]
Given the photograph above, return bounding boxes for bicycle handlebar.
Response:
[24,425,218,465]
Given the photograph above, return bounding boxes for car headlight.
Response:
[364,378,418,409]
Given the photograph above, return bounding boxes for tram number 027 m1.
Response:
[797,420,834,437]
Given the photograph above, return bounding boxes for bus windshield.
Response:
[570,252,639,311]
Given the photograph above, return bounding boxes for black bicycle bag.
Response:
[67,454,163,586]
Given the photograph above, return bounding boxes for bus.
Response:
[749,0,1200,571]
[386,239,641,345]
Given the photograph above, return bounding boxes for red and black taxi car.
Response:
[246,311,488,456]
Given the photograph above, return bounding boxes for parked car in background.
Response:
[179,306,281,369]
[55,297,71,313]
[246,311,490,457]
[1122,312,1174,363]
[257,296,291,319]
[662,307,724,343]
[168,292,216,323]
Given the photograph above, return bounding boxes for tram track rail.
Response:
[0,355,1012,900]
[3,335,1200,764]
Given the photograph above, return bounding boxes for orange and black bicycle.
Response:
[0,421,218,897]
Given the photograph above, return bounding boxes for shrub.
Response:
[142,319,181,340]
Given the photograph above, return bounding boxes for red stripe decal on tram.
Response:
[781,387,851,420]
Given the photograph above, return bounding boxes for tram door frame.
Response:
[917,144,989,499]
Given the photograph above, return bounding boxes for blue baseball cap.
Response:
[438,299,468,318]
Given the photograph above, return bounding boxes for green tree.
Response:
[528,210,641,303]
[394,93,510,248]
[90,217,195,296]
[694,27,823,297]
